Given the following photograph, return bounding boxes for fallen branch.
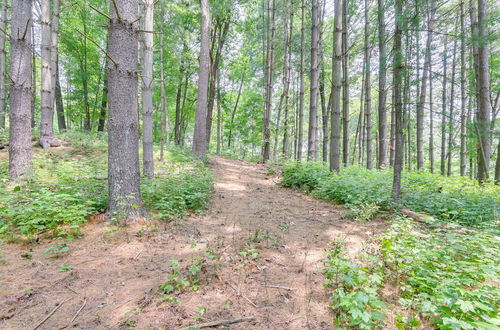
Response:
[189,316,255,329]
[400,208,436,224]
[31,297,71,330]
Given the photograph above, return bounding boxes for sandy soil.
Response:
[0,156,388,329]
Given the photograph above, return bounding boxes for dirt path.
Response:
[0,157,386,329]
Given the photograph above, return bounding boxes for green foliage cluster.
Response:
[142,168,213,220]
[383,220,500,329]
[323,219,500,329]
[0,137,214,240]
[282,162,500,229]
[158,250,219,298]
[323,241,387,329]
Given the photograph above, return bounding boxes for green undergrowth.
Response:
[281,162,500,231]
[0,134,213,241]
[324,218,500,329]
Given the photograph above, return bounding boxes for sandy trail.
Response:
[0,156,386,329]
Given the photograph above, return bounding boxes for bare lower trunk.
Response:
[363,0,372,169]
[192,0,211,158]
[459,0,467,176]
[440,36,448,176]
[392,0,404,203]
[342,0,349,166]
[376,0,387,169]
[297,0,305,160]
[141,0,154,178]
[475,0,492,183]
[416,2,435,170]
[9,0,33,180]
[429,54,434,173]
[262,0,276,162]
[308,0,320,161]
[329,0,342,172]
[0,0,6,129]
[107,0,142,218]
[159,7,168,160]
[55,58,66,131]
[40,0,58,149]
[447,37,458,176]
[51,0,60,129]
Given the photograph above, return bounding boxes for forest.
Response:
[0,0,498,329]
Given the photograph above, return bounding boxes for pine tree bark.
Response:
[262,0,276,162]
[459,0,467,176]
[40,0,58,149]
[283,0,294,160]
[9,0,33,180]
[429,52,434,173]
[308,0,320,161]
[341,0,349,166]
[107,0,142,218]
[376,0,387,169]
[447,36,458,176]
[193,0,211,158]
[475,0,493,183]
[363,0,372,169]
[159,6,168,160]
[329,0,342,172]
[297,0,305,160]
[97,70,107,132]
[141,0,154,178]
[440,35,448,176]
[206,19,230,146]
[0,0,6,129]
[392,0,404,203]
[52,0,62,130]
[55,56,66,131]
[416,2,435,170]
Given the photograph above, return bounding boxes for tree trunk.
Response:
[193,0,211,158]
[342,0,349,166]
[392,0,404,203]
[55,55,66,131]
[363,0,372,169]
[107,0,142,218]
[159,6,168,160]
[475,0,493,183]
[228,70,245,148]
[141,0,154,178]
[308,0,320,161]
[31,24,36,129]
[376,0,387,169]
[297,0,305,161]
[206,19,230,146]
[40,0,58,149]
[428,50,434,173]
[495,140,500,185]
[9,0,33,180]
[283,1,294,160]
[216,78,222,155]
[97,70,107,132]
[329,0,342,172]
[51,0,60,129]
[262,0,276,162]
[447,36,458,176]
[416,2,435,170]
[0,0,6,129]
[459,0,467,176]
[440,35,448,176]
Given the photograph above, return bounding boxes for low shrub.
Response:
[323,219,500,329]
[281,162,500,229]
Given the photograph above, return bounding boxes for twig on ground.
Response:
[261,284,296,291]
[69,298,87,325]
[227,282,258,308]
[31,297,71,330]
[188,316,255,329]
